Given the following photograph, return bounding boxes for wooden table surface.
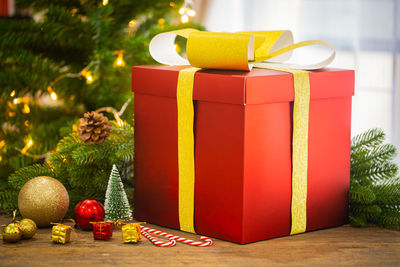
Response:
[0,214,399,267]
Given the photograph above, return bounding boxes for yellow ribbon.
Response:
[90,221,114,233]
[149,29,335,235]
[12,210,17,222]
[149,28,335,70]
[177,67,200,233]
[254,66,309,234]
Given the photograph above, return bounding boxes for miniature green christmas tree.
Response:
[104,164,132,221]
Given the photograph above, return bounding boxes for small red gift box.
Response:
[92,221,113,240]
[132,65,354,244]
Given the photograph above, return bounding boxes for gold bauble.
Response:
[18,218,37,239]
[2,223,22,243]
[18,176,69,227]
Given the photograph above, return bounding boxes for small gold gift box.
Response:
[122,223,144,243]
[51,223,72,244]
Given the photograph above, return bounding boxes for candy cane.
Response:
[140,229,176,247]
[141,226,213,247]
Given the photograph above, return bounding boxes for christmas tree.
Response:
[104,164,132,221]
[350,128,400,230]
[0,0,202,212]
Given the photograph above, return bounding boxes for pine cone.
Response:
[78,111,111,144]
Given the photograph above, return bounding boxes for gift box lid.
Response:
[132,65,354,105]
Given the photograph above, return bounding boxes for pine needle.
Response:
[350,128,400,230]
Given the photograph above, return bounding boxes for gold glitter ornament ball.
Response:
[18,176,69,227]
[2,222,22,243]
[18,218,37,239]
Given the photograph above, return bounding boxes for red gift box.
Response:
[131,65,354,244]
[92,221,113,240]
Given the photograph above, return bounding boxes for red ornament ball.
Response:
[74,199,105,230]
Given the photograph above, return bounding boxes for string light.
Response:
[81,68,94,84]
[94,107,125,127]
[114,110,124,127]
[179,0,196,23]
[181,14,189,23]
[8,112,15,117]
[111,111,123,125]
[114,50,126,67]
[22,103,30,114]
[117,119,125,127]
[10,90,15,97]
[51,92,58,100]
[187,9,196,17]
[21,137,33,155]
[129,19,136,27]
[158,18,165,25]
[13,98,19,104]
[24,120,30,127]
[116,57,124,66]
[169,2,175,7]
[102,0,109,6]
[0,140,5,149]
[71,8,78,16]
[128,19,137,35]
[47,86,58,101]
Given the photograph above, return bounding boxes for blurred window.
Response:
[203,0,400,162]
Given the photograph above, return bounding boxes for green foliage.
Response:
[8,163,55,189]
[104,164,132,221]
[0,0,203,212]
[4,120,134,215]
[351,128,386,151]
[350,128,400,230]
[349,185,376,204]
[349,215,367,227]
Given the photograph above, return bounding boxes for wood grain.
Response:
[1,215,399,267]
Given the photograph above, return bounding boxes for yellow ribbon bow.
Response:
[148,29,335,235]
[150,28,335,71]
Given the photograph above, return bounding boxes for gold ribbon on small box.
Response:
[113,219,127,230]
[51,219,77,244]
[121,222,145,243]
[149,29,336,235]
[51,223,73,244]
[90,220,114,239]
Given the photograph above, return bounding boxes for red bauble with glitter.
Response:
[73,199,105,230]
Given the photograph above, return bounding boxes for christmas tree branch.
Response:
[350,128,400,230]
